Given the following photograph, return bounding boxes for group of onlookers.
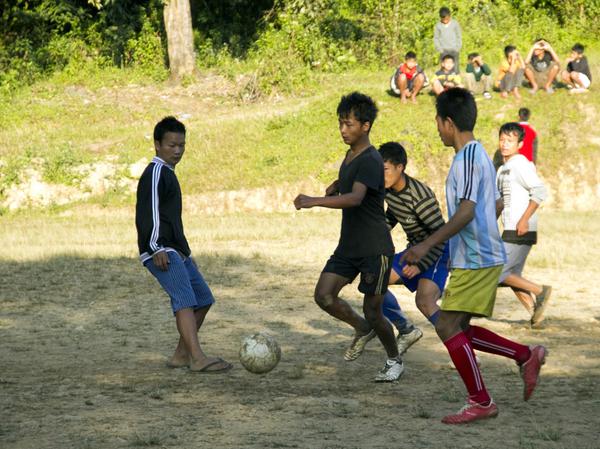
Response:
[391,7,592,103]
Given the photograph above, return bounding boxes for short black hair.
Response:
[518,107,531,121]
[154,116,186,142]
[572,43,585,54]
[436,88,477,132]
[499,122,524,142]
[405,51,417,60]
[439,6,451,17]
[534,37,547,44]
[468,52,479,60]
[379,142,407,167]
[442,53,455,62]
[504,45,516,58]
[337,92,378,130]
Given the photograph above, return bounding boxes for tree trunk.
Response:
[163,0,196,80]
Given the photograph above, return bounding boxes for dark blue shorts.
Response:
[144,251,215,315]
[391,244,449,293]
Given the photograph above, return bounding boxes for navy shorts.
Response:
[144,250,215,315]
[323,253,392,295]
[391,243,450,293]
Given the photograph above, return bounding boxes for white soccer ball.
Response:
[239,332,281,374]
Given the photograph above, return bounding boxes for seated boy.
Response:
[496,45,525,99]
[464,52,493,99]
[524,38,561,94]
[391,51,427,104]
[496,122,551,327]
[561,43,592,93]
[432,54,463,96]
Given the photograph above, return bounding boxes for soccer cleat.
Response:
[374,358,404,382]
[520,345,547,401]
[344,329,376,361]
[531,285,552,327]
[396,327,423,355]
[442,399,499,424]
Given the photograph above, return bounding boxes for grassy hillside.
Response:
[1,53,599,213]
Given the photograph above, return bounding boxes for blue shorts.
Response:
[391,244,450,293]
[144,251,215,315]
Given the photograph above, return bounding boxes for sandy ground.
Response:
[1,210,599,449]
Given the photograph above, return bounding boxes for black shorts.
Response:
[323,253,392,295]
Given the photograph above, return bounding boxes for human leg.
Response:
[415,278,442,321]
[544,63,560,90]
[410,73,425,102]
[432,79,444,95]
[511,287,535,316]
[463,72,477,94]
[315,271,370,333]
[524,65,539,92]
[397,73,409,103]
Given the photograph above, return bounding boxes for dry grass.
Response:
[1,209,599,449]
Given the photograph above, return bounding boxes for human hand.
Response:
[294,194,314,210]
[402,264,422,279]
[400,242,430,266]
[153,250,169,271]
[516,217,529,236]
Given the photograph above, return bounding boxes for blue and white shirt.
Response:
[446,140,506,269]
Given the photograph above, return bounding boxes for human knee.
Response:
[314,290,334,308]
[362,301,381,324]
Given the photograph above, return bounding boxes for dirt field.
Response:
[1,208,599,449]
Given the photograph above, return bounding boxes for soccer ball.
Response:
[239,332,281,374]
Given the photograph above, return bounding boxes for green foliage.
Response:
[42,145,83,185]
[124,19,167,81]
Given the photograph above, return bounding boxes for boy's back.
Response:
[446,140,506,269]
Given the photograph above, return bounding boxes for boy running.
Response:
[135,116,232,373]
[403,88,547,424]
[294,92,402,382]
[381,142,449,346]
[496,122,551,326]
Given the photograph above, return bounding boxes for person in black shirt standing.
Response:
[136,116,232,374]
[294,92,402,382]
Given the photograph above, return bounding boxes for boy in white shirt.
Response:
[496,122,551,327]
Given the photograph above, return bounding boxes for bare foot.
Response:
[411,96,417,104]
[167,352,190,368]
[513,89,521,100]
[400,96,408,104]
[500,91,508,99]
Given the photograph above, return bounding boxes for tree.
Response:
[163,0,196,80]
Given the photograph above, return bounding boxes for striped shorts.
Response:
[144,251,215,314]
[323,253,393,295]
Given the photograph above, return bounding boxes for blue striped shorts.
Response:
[144,251,215,314]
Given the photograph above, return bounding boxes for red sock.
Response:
[465,325,530,364]
[444,332,490,404]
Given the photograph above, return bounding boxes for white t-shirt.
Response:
[496,154,547,233]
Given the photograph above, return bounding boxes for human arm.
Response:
[294,181,367,210]
[533,137,538,164]
[402,199,475,265]
[434,23,442,53]
[524,45,535,64]
[515,159,547,235]
[412,195,446,272]
[496,197,504,219]
[543,42,560,63]
[454,21,462,51]
[481,62,492,76]
[325,179,339,196]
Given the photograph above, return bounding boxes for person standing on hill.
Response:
[434,7,463,73]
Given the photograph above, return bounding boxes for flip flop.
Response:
[190,357,233,374]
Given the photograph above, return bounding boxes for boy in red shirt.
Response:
[518,108,538,163]
[391,51,426,104]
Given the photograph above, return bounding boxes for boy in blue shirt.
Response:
[403,88,547,424]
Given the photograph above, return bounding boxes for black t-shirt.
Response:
[334,146,394,258]
[531,51,553,72]
[567,56,592,81]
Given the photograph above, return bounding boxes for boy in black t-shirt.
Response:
[294,92,402,382]
[561,43,592,93]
